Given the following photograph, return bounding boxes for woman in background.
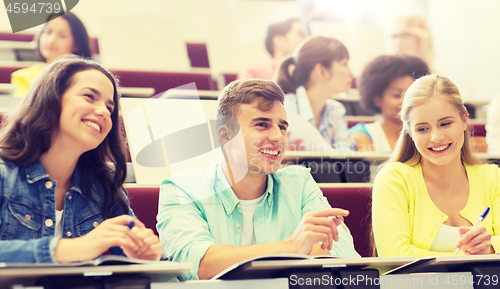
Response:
[486,94,500,154]
[372,74,499,257]
[392,15,435,71]
[350,55,429,152]
[276,36,354,151]
[11,12,92,96]
[0,56,162,263]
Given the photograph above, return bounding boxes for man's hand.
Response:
[284,208,349,255]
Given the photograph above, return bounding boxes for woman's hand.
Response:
[456,225,493,255]
[55,215,141,263]
[55,215,163,263]
[122,218,163,261]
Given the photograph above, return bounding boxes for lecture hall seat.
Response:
[125,185,374,257]
[321,185,373,258]
[0,32,100,54]
[127,186,160,236]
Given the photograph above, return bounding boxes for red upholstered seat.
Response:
[0,66,24,83]
[0,32,100,54]
[320,186,373,257]
[127,187,160,236]
[471,123,486,137]
[186,43,210,68]
[111,70,217,94]
[0,32,35,42]
[223,73,238,86]
[126,185,374,258]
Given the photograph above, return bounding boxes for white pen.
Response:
[318,196,350,233]
[454,207,490,255]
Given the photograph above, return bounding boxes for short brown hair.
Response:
[265,18,302,57]
[217,79,285,127]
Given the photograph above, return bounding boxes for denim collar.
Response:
[24,159,83,196]
[214,162,274,215]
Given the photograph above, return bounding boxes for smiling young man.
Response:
[157,79,359,281]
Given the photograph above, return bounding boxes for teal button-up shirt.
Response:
[157,163,359,280]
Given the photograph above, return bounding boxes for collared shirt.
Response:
[0,158,132,263]
[284,86,355,151]
[157,163,360,281]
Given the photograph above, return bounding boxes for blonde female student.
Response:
[0,56,163,263]
[372,74,500,257]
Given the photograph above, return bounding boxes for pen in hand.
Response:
[126,216,136,229]
[318,196,350,233]
[454,207,490,255]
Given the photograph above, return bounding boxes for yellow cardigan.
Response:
[11,63,46,97]
[373,162,500,257]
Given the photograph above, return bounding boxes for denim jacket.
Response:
[0,158,132,263]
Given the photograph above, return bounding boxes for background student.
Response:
[11,12,92,96]
[372,74,500,257]
[349,55,429,152]
[0,56,162,263]
[392,15,435,71]
[237,18,308,80]
[276,36,354,151]
[157,79,359,281]
[486,94,500,154]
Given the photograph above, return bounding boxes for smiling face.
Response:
[56,69,115,154]
[376,75,415,123]
[326,58,353,95]
[39,17,76,63]
[408,98,467,168]
[224,100,288,177]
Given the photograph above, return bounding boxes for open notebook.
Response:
[212,254,414,280]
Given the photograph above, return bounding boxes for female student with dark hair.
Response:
[11,12,92,96]
[276,36,354,151]
[350,55,429,152]
[372,74,500,257]
[0,55,163,263]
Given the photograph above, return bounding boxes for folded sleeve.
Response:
[157,180,215,281]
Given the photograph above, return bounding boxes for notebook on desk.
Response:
[0,260,191,288]
[212,255,414,280]
[385,254,500,275]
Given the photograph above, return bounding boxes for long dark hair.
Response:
[37,12,92,62]
[276,36,349,93]
[0,55,128,218]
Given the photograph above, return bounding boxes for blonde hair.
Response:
[388,74,483,166]
[394,15,435,70]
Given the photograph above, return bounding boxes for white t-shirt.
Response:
[55,209,63,238]
[429,224,460,252]
[239,194,265,247]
